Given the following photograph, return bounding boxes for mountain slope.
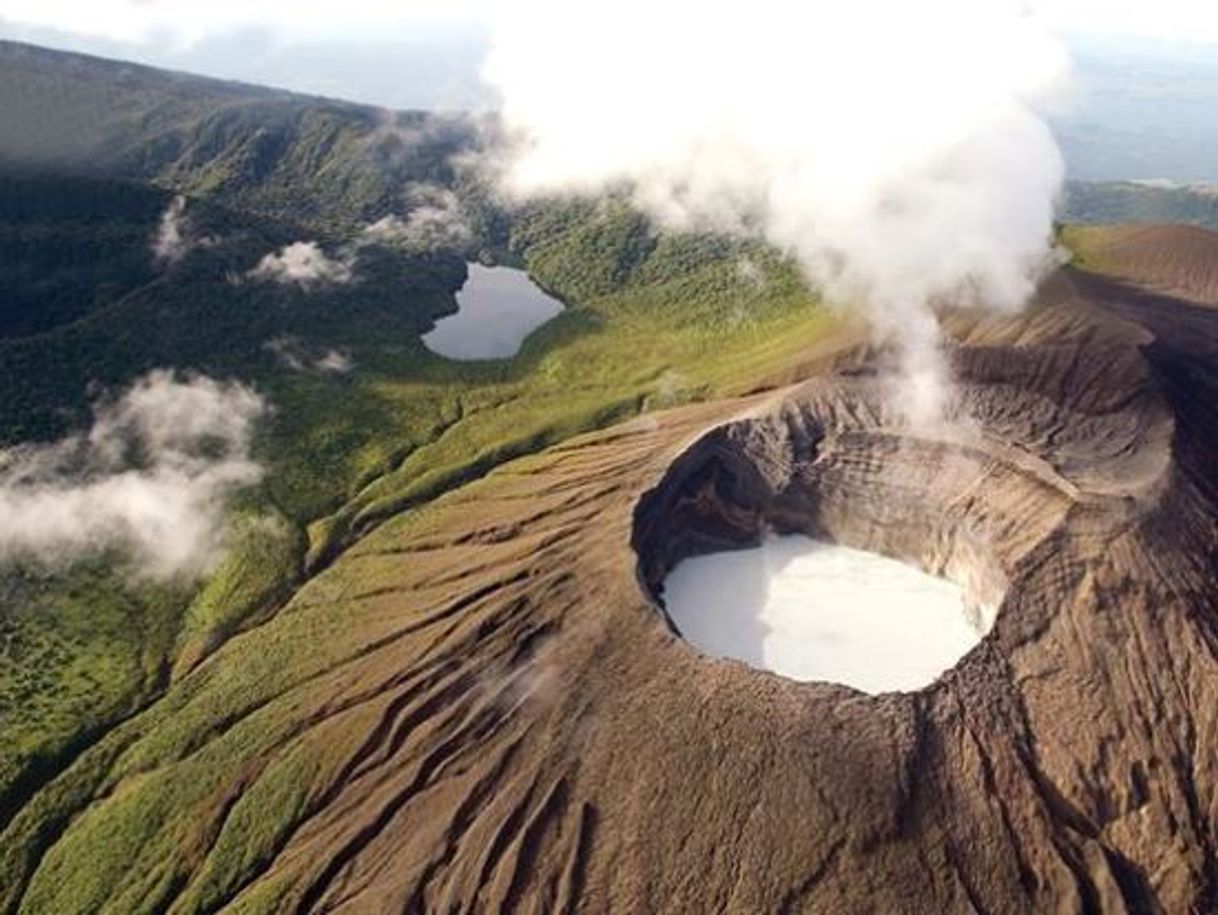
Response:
[1063,180,1218,230]
[0,171,167,337]
[1065,222,1218,304]
[9,37,1218,915]
[0,40,476,233]
[6,248,1218,911]
[0,155,829,882]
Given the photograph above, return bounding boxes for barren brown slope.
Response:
[6,261,1218,913]
[1069,222,1218,306]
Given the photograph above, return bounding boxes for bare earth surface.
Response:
[6,241,1218,912]
[1074,223,1218,305]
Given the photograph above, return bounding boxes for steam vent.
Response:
[9,249,1218,913]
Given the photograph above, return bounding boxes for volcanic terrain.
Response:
[6,230,1218,914]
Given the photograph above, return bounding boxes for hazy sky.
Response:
[3,0,1218,44]
[3,1,1218,178]
[0,9,493,109]
[3,1,1218,110]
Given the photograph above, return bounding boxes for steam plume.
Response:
[482,0,1069,425]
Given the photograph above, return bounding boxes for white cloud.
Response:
[151,195,214,265]
[262,336,307,371]
[264,336,355,374]
[248,241,354,288]
[314,349,354,374]
[151,195,188,264]
[0,371,265,578]
[361,186,472,252]
[361,215,408,244]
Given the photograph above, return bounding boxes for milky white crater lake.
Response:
[423,263,564,360]
[662,535,991,694]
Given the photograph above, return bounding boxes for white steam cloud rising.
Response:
[0,371,265,578]
[483,0,1070,425]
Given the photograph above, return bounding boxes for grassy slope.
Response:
[0,40,474,236]
[0,176,835,910]
[0,33,480,811]
[0,44,839,910]
[0,177,471,820]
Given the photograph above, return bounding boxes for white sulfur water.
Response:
[423,263,564,361]
[662,535,991,694]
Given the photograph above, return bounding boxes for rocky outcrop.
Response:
[6,261,1218,913]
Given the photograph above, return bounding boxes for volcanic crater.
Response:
[632,290,1171,696]
[617,265,1217,913]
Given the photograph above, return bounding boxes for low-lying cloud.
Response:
[0,371,265,578]
[246,184,472,291]
[313,349,354,374]
[264,336,355,374]
[151,195,215,266]
[248,241,355,288]
[362,186,472,252]
[482,0,1070,427]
